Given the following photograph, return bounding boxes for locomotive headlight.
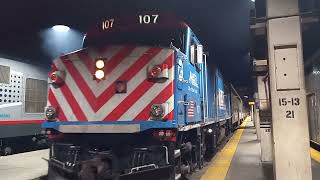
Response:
[94,58,106,80]
[150,104,165,119]
[45,106,57,121]
[95,59,105,69]
[95,70,105,79]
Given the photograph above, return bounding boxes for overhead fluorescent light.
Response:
[52,25,70,32]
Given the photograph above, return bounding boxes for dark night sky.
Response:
[0,0,257,89]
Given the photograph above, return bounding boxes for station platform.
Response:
[0,149,48,180]
[2,120,320,180]
[200,118,320,180]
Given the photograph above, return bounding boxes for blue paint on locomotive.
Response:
[215,69,232,121]
[174,28,202,126]
[205,65,217,121]
[43,121,178,131]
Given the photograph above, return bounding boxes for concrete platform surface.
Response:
[226,121,320,180]
[225,122,272,180]
[0,149,49,180]
[199,119,320,180]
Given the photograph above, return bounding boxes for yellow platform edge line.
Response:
[201,117,250,180]
[310,147,320,163]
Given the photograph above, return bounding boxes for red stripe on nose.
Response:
[60,46,136,113]
[104,80,154,120]
[164,110,174,120]
[104,53,174,121]
[103,46,136,76]
[59,83,88,121]
[48,88,67,121]
[133,81,174,121]
[62,57,96,111]
[78,46,135,80]
[96,48,162,112]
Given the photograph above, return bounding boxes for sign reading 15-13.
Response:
[278,97,300,119]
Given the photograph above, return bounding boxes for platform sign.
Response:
[278,97,300,119]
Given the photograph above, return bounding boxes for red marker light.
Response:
[158,130,165,137]
[150,66,162,78]
[50,73,57,82]
[165,130,173,137]
[153,129,177,142]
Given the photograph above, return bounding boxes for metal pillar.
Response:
[266,0,312,179]
[250,104,254,122]
[256,71,273,162]
[254,92,261,140]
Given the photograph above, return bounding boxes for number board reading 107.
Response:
[278,97,300,119]
[102,14,160,31]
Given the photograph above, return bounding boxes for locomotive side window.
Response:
[25,78,48,113]
[0,65,10,84]
[190,45,203,67]
[190,38,198,65]
[189,34,203,66]
[190,45,196,64]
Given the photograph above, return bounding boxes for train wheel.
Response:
[48,165,68,180]
[166,141,181,180]
[196,128,205,169]
[174,149,182,180]
[199,130,206,169]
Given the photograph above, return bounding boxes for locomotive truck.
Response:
[42,14,243,179]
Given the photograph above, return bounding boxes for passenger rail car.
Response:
[231,85,244,129]
[42,14,243,180]
[0,57,48,155]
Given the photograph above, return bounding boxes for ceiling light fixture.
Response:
[52,25,70,32]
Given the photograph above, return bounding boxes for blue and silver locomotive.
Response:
[42,14,243,179]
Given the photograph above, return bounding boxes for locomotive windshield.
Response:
[82,14,187,52]
[83,29,185,51]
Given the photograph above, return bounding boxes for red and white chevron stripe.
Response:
[47,46,175,122]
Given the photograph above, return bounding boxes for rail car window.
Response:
[25,78,48,113]
[0,65,10,84]
[83,29,185,52]
[0,73,23,105]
